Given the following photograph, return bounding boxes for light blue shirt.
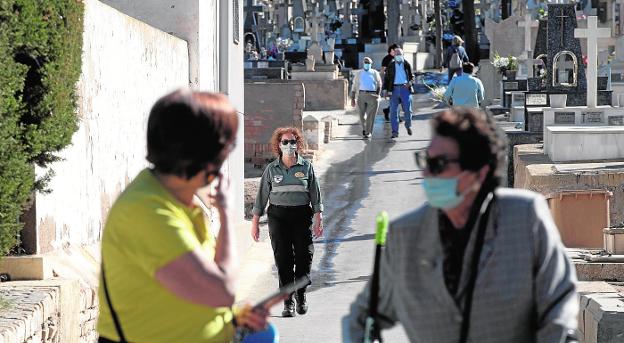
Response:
[359,69,378,91]
[444,74,484,108]
[393,62,408,85]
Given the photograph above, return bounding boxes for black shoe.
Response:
[391,132,398,139]
[282,301,296,317]
[407,127,413,135]
[399,116,404,123]
[363,130,367,137]
[296,293,308,315]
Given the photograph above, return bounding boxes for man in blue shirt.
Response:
[382,48,414,138]
[444,62,484,108]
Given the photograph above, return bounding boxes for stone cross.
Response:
[575,16,611,108]
[518,13,538,52]
[518,13,539,77]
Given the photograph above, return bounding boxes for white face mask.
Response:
[280,143,297,156]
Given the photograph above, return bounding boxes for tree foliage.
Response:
[0,0,84,256]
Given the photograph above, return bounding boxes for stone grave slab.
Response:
[546,126,624,162]
[542,106,624,148]
[580,293,624,343]
[526,107,546,133]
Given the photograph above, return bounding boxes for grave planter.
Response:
[549,94,567,108]
[324,51,335,65]
[505,70,517,81]
[603,228,624,254]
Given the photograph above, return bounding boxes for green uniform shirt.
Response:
[252,154,323,216]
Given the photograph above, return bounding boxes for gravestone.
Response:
[485,16,525,60]
[546,4,586,94]
[554,112,576,124]
[518,13,539,77]
[609,115,624,125]
[533,19,548,59]
[582,111,604,124]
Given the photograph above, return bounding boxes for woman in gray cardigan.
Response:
[346,107,578,343]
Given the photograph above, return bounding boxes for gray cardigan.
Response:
[346,188,578,343]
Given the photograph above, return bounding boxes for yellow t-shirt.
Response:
[97,169,235,342]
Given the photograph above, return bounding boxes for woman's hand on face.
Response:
[207,173,230,210]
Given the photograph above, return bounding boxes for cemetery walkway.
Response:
[239,94,442,342]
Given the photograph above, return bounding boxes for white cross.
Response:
[518,13,538,77]
[575,16,611,108]
[518,13,538,52]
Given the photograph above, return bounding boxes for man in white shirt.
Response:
[351,57,382,139]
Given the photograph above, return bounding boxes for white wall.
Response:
[219,0,246,223]
[100,0,219,91]
[33,0,189,252]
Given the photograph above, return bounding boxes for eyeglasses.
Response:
[281,139,297,145]
[414,151,460,175]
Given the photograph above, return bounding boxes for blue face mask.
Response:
[395,55,404,63]
[363,63,371,71]
[422,176,465,209]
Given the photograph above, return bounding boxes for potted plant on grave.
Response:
[492,52,519,80]
[424,83,449,108]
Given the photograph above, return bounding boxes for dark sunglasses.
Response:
[281,139,297,145]
[414,151,460,175]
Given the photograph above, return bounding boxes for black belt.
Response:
[394,83,409,86]
[359,90,377,93]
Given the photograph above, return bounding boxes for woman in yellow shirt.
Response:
[97,90,273,342]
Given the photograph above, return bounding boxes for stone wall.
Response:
[299,79,348,111]
[244,82,305,165]
[0,279,96,343]
[22,0,189,254]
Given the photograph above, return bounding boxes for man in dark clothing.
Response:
[381,44,399,123]
[382,48,414,138]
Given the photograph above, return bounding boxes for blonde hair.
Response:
[453,36,464,46]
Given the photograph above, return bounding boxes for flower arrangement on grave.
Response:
[275,37,293,52]
[492,52,519,74]
[425,83,447,104]
[537,8,547,20]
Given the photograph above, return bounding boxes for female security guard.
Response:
[251,127,324,318]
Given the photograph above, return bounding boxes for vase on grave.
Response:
[324,51,335,65]
[549,94,567,108]
[505,70,518,81]
[305,54,315,71]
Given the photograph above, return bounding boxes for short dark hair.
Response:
[431,108,506,188]
[462,62,475,74]
[147,89,238,179]
[388,44,399,53]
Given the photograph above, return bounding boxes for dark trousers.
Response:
[267,204,314,299]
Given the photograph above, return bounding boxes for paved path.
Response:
[239,95,443,342]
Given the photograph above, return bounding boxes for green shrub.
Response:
[0,0,83,256]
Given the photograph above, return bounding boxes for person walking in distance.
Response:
[444,35,469,82]
[381,44,399,123]
[351,56,382,139]
[251,127,324,317]
[382,48,414,139]
[444,62,485,108]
